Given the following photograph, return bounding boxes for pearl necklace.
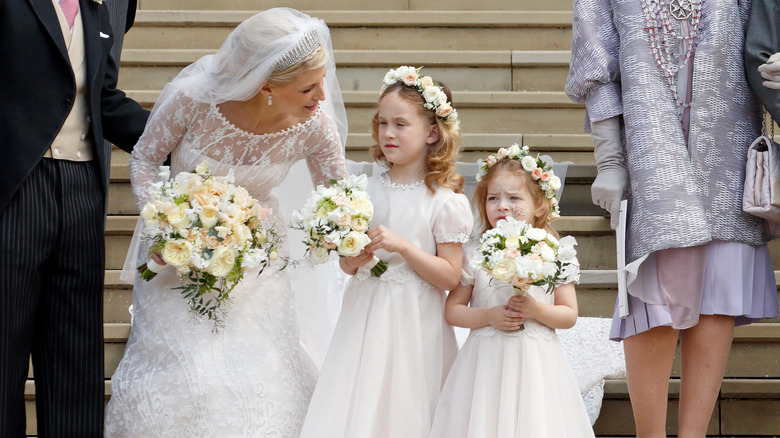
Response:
[639,0,704,111]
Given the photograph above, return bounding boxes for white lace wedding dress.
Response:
[104,92,346,437]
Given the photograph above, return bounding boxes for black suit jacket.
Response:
[0,0,149,212]
[745,0,780,122]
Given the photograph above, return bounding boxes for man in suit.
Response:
[745,0,780,121]
[0,0,149,436]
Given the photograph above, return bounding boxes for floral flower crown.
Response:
[476,144,562,221]
[381,66,459,127]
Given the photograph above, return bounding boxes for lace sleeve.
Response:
[564,0,623,131]
[305,110,348,186]
[129,91,198,211]
[432,193,473,244]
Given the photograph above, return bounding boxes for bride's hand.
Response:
[151,250,166,266]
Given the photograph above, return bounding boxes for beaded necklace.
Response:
[639,0,704,112]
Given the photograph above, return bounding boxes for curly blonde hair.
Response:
[473,158,559,237]
[370,81,463,194]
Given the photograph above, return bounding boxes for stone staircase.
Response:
[23,0,780,436]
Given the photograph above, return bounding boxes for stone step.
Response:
[22,377,780,437]
[125,90,586,135]
[124,11,573,51]
[139,0,575,12]
[117,49,570,92]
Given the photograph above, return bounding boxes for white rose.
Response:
[162,240,194,267]
[140,203,157,222]
[508,144,521,156]
[422,86,442,104]
[549,175,562,191]
[383,69,398,86]
[435,92,448,106]
[491,259,517,282]
[540,245,556,262]
[521,156,537,172]
[525,227,547,242]
[208,246,237,277]
[310,246,330,264]
[559,245,577,261]
[337,231,370,257]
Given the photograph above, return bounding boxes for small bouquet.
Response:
[477,217,579,329]
[137,161,283,327]
[292,174,387,276]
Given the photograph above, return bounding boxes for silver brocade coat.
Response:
[565,0,771,263]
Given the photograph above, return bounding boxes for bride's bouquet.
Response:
[292,174,387,277]
[477,217,579,328]
[137,161,283,326]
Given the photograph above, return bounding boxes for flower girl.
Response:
[300,66,472,437]
[429,148,595,437]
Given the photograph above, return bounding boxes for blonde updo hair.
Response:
[473,158,559,237]
[266,46,328,85]
[370,81,464,194]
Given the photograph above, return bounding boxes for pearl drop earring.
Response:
[267,94,273,106]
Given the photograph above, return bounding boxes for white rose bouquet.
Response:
[292,174,387,277]
[477,217,579,329]
[137,161,283,327]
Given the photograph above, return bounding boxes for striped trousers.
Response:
[0,158,105,437]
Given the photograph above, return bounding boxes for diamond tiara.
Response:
[273,30,321,72]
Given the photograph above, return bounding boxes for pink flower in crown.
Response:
[504,248,520,259]
[532,168,543,180]
[402,71,419,86]
[486,155,497,167]
[540,172,550,182]
[435,102,453,118]
[497,148,509,160]
[420,76,435,89]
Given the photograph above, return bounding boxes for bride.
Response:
[104,9,348,437]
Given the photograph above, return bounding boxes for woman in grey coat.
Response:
[745,0,780,121]
[566,0,779,436]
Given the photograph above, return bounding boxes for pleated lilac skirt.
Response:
[610,240,778,341]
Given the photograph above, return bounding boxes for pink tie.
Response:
[59,0,79,29]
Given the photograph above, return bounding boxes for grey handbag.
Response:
[743,114,780,234]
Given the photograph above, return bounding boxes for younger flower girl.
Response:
[430,148,595,437]
[300,66,472,437]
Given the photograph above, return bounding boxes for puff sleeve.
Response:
[564,0,623,131]
[432,192,473,244]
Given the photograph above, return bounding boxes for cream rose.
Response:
[497,148,509,160]
[199,207,219,229]
[420,76,435,88]
[337,231,370,257]
[232,186,252,209]
[351,217,369,233]
[167,203,192,230]
[486,155,497,167]
[162,240,194,267]
[505,236,520,249]
[208,246,237,277]
[140,203,157,222]
[232,223,252,246]
[491,259,517,282]
[351,198,374,217]
[435,103,453,118]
